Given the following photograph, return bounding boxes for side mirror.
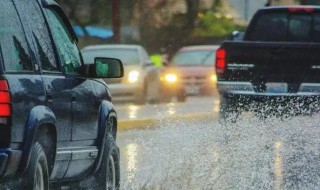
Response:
[88,57,124,78]
[231,31,244,41]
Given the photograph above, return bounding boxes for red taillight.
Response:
[0,91,10,103]
[288,7,314,13]
[0,104,10,117]
[0,80,10,117]
[0,80,9,91]
[215,48,226,74]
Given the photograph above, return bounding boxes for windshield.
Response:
[249,12,320,42]
[82,48,140,65]
[172,50,216,66]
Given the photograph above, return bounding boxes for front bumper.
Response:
[161,81,216,96]
[107,83,143,102]
[160,82,184,96]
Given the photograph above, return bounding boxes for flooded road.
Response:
[116,97,320,190]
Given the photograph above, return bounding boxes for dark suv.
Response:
[0,0,123,189]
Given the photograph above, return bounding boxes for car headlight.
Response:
[210,74,217,82]
[128,70,140,83]
[165,74,178,83]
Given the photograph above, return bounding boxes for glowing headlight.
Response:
[128,71,140,83]
[210,74,217,82]
[165,74,178,83]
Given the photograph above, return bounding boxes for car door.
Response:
[14,0,73,180]
[43,6,99,178]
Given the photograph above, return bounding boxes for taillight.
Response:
[288,7,314,13]
[0,80,10,117]
[215,48,226,74]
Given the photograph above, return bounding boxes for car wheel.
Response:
[95,134,120,190]
[160,94,171,103]
[219,95,240,123]
[22,142,49,190]
[177,91,186,102]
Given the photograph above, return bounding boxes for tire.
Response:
[22,142,49,190]
[161,94,171,103]
[94,134,120,190]
[219,95,240,123]
[177,91,186,102]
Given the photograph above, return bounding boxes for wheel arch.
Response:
[93,100,118,174]
[19,106,57,175]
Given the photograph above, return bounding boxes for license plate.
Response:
[185,86,200,94]
[266,83,288,93]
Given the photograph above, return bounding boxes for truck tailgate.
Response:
[221,41,320,84]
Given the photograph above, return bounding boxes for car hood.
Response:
[123,65,142,75]
[104,65,142,84]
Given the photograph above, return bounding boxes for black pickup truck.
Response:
[216,6,320,119]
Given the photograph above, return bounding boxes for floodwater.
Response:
[118,113,320,190]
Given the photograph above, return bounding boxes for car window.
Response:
[82,49,140,65]
[249,13,288,41]
[172,50,215,66]
[289,14,312,41]
[0,0,33,72]
[19,0,59,72]
[249,12,320,42]
[45,9,81,75]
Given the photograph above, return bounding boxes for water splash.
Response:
[119,113,320,190]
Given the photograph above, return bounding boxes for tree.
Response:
[185,0,200,27]
[56,0,110,26]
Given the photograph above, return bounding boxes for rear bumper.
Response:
[218,81,320,113]
[0,149,22,180]
[218,81,320,97]
[0,153,8,176]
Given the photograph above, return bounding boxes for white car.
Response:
[82,45,161,104]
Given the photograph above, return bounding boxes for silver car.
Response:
[82,45,161,104]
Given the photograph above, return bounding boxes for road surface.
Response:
[116,96,320,189]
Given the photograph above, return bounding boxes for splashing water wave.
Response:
[119,113,320,190]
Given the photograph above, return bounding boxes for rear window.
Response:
[172,50,216,66]
[0,0,33,72]
[82,48,140,65]
[248,12,320,42]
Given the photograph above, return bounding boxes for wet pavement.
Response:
[116,96,320,190]
[115,96,220,121]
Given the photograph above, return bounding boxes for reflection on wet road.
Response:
[116,97,320,189]
[116,97,220,121]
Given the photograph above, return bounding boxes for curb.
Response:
[118,112,215,131]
